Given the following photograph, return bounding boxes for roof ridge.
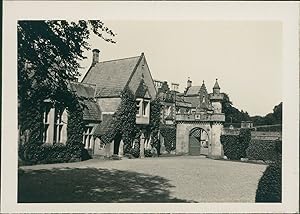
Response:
[96,55,140,64]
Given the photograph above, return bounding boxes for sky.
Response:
[78,20,282,117]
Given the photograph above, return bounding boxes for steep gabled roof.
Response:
[135,79,151,99]
[93,114,114,136]
[69,81,96,98]
[82,54,143,98]
[69,82,102,122]
[197,81,212,111]
[185,86,201,96]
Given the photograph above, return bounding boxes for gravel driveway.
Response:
[18,156,267,203]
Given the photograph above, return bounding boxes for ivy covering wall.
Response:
[100,87,139,149]
[18,90,89,164]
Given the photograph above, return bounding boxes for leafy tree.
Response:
[18,20,115,142]
[251,102,282,126]
[221,93,250,124]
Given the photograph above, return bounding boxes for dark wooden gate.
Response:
[189,128,201,155]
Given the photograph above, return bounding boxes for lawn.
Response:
[18,156,267,203]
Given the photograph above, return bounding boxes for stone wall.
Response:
[210,123,223,158]
[93,137,114,157]
[176,122,211,155]
[97,97,121,113]
[223,128,282,141]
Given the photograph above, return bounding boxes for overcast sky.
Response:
[78,20,282,117]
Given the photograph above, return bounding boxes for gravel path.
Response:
[19,156,267,203]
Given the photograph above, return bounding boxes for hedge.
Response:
[220,129,251,160]
[19,142,90,165]
[220,135,239,160]
[255,162,281,202]
[246,140,281,163]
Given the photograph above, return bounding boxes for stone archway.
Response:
[176,121,224,158]
[189,127,209,156]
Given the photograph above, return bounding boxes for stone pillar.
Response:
[110,140,114,156]
[209,122,223,159]
[118,140,124,157]
[140,133,145,158]
[47,108,55,144]
[90,137,95,155]
[176,123,187,155]
[60,109,68,144]
[105,142,110,158]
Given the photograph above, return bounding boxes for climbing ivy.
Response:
[100,87,139,149]
[65,94,86,160]
[148,98,162,148]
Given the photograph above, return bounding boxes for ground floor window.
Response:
[83,126,94,149]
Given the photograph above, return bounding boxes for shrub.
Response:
[246,140,281,162]
[144,149,152,157]
[255,162,281,202]
[239,128,251,158]
[221,129,251,160]
[220,135,240,160]
[43,143,69,164]
[129,143,140,158]
[18,142,89,165]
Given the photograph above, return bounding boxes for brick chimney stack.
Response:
[92,49,100,66]
[187,77,192,88]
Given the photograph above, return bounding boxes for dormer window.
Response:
[136,97,150,124]
[136,99,142,116]
[142,100,149,116]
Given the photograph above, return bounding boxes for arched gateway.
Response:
[175,79,225,159]
[189,127,209,156]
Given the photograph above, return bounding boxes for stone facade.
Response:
[82,51,156,158]
[175,79,225,158]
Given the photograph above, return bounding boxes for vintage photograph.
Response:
[1,1,299,213]
[17,19,282,203]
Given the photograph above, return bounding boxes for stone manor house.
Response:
[39,49,226,158]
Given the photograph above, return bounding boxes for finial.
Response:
[188,77,190,81]
[216,78,218,81]
[203,80,205,84]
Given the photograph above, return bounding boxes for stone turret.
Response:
[210,79,223,114]
[213,78,220,94]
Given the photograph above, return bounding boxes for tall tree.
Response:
[251,102,282,126]
[18,20,116,140]
[18,20,115,105]
[221,93,250,124]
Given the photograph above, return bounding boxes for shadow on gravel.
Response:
[18,167,195,203]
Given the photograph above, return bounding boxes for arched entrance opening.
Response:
[189,127,209,156]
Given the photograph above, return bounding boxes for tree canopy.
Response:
[221,93,251,124]
[251,102,282,126]
[18,20,116,107]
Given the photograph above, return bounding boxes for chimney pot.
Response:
[92,49,100,66]
[187,77,192,88]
